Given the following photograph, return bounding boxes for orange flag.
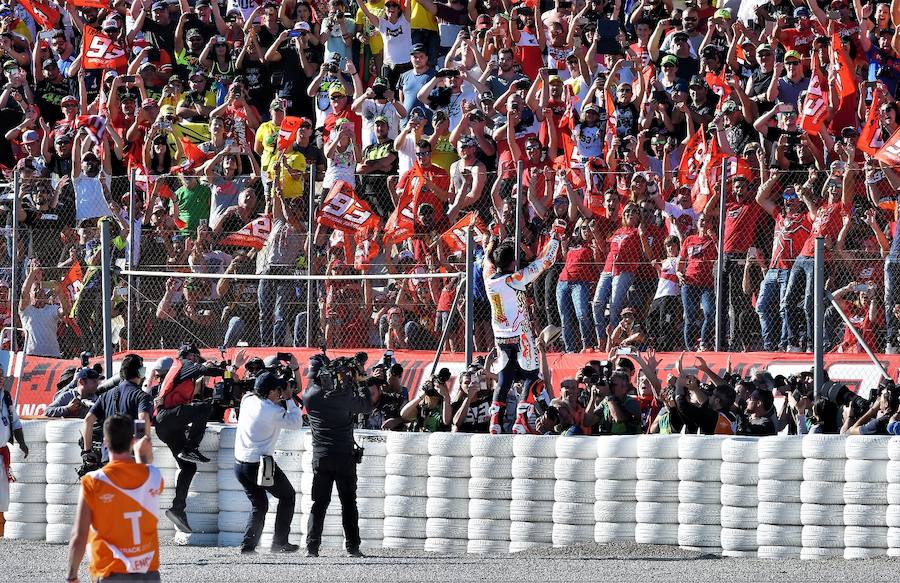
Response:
[831,32,857,102]
[678,129,707,188]
[81,26,127,71]
[277,116,302,151]
[18,0,60,29]
[858,91,884,155]
[316,181,380,233]
[440,212,488,253]
[799,51,828,134]
[60,262,83,303]
[874,125,900,166]
[171,137,210,174]
[220,215,272,250]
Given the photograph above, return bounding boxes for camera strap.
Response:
[352,440,364,464]
[257,455,275,487]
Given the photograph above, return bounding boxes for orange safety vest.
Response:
[714,411,737,435]
[81,460,163,579]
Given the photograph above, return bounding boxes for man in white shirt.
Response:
[233,369,303,554]
[19,261,68,358]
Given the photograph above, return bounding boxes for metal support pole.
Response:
[430,278,465,376]
[464,227,474,368]
[714,158,728,352]
[126,167,136,351]
[828,293,891,380]
[813,237,825,400]
[515,160,523,267]
[100,220,114,375]
[305,166,316,348]
[10,171,18,353]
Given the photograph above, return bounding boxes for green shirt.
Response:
[175,182,211,233]
[598,395,642,435]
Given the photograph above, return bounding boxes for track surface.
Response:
[2,540,898,582]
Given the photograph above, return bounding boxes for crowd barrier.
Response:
[6,420,900,559]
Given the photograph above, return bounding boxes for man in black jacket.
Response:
[737,389,778,436]
[674,380,737,435]
[302,355,373,558]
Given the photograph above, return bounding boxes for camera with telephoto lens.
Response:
[820,380,875,420]
[787,372,815,403]
[870,378,900,410]
[421,368,451,398]
[318,355,364,395]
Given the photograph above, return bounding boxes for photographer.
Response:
[736,388,778,436]
[45,368,100,418]
[844,381,900,435]
[451,367,493,433]
[302,354,374,558]
[358,376,405,430]
[234,371,303,554]
[398,369,454,432]
[587,372,642,435]
[672,353,737,435]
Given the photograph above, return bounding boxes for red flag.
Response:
[799,52,828,134]
[60,263,83,303]
[81,26,127,71]
[75,115,107,144]
[316,181,380,233]
[70,0,109,7]
[18,0,60,29]
[678,130,707,188]
[353,236,381,271]
[220,215,272,250]
[133,165,175,200]
[440,212,488,253]
[384,166,425,245]
[858,90,884,155]
[603,91,617,155]
[874,126,900,166]
[705,70,732,100]
[691,139,725,212]
[277,116,302,151]
[170,137,210,174]
[832,32,857,102]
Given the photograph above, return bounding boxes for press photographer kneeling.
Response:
[302,354,373,558]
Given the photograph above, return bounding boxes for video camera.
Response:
[421,368,451,398]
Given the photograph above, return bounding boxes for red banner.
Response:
[678,130,707,188]
[219,215,272,250]
[858,91,884,155]
[384,167,423,246]
[831,32,856,102]
[18,0,60,30]
[277,116,302,151]
[440,212,488,254]
[799,52,827,134]
[171,137,210,174]
[81,26,128,71]
[70,0,109,8]
[874,125,900,166]
[316,180,380,233]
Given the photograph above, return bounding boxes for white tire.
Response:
[11,462,46,483]
[509,541,552,552]
[383,516,426,537]
[758,436,802,459]
[44,484,79,506]
[44,420,83,443]
[272,450,303,473]
[758,458,802,481]
[801,547,843,559]
[721,437,758,463]
[888,506,900,528]
[427,433,471,457]
[186,471,217,493]
[592,501,635,523]
[385,454,428,476]
[889,437,900,461]
[636,435,680,459]
[20,420,47,444]
[677,524,720,547]
[357,497,385,519]
[386,432,429,455]
[844,482,888,505]
[845,435,891,460]
[427,456,470,478]
[210,424,236,449]
[758,480,801,503]
[384,495,426,517]
[678,459,721,482]
[555,436,597,460]
[554,480,595,503]
[426,497,468,519]
[757,545,801,558]
[217,532,243,547]
[467,539,510,554]
[470,434,514,458]
[425,517,468,539]
[215,449,233,471]
[45,463,79,485]
[594,521,635,542]
[427,477,469,499]
[173,531,217,546]
[512,457,555,480]
[10,481,45,503]
[218,511,250,532]
[890,461,900,482]
[217,469,242,491]
[721,528,757,551]
[45,504,77,525]
[509,521,553,543]
[596,435,639,459]
[509,500,554,522]
[3,521,46,539]
[802,458,845,482]
[720,462,758,486]
[468,499,510,520]
[552,501,594,525]
[382,537,426,550]
[759,502,801,525]
[720,484,757,507]
[801,503,845,526]
[423,537,467,554]
[801,525,844,548]
[467,519,511,540]
[635,480,679,502]
[635,522,678,545]
[185,492,218,514]
[801,481,844,505]
[197,430,219,454]
[512,435,558,458]
[678,481,720,504]
[677,503,721,525]
[844,547,886,559]
[551,523,593,547]
[469,478,512,500]
[635,458,679,481]
[469,456,513,479]
[845,460,887,482]
[635,501,677,524]
[890,484,900,504]
[679,436,726,460]
[511,478,555,501]
[720,506,757,529]
[184,512,218,533]
[554,458,594,482]
[801,434,846,459]
[6,502,45,523]
[354,431,388,456]
[46,523,73,544]
[844,504,887,527]
[594,480,637,502]
[758,524,802,547]
[595,458,637,480]
[384,475,427,496]
[11,443,45,464]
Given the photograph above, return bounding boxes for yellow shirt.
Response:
[256,120,279,176]
[279,149,308,199]
[410,0,437,31]
[355,1,386,54]
[431,134,457,171]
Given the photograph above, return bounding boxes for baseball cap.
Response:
[295,21,311,32]
[756,43,773,54]
[101,17,119,31]
[56,367,78,390]
[410,43,427,55]
[784,49,802,62]
[713,7,731,19]
[583,103,600,114]
[187,28,203,40]
[793,6,811,17]
[702,45,720,58]
[373,114,389,125]
[138,61,157,72]
[459,135,478,147]
[151,1,166,9]
[689,74,707,88]
[159,104,176,117]
[672,31,689,42]
[196,0,211,8]
[41,58,57,69]
[21,130,39,143]
[76,367,100,381]
[328,84,346,97]
[177,343,201,359]
[372,76,389,87]
[60,95,78,106]
[306,354,330,379]
[54,132,73,144]
[722,100,739,112]
[548,74,563,84]
[475,14,491,30]
[150,356,174,373]
[254,370,287,395]
[661,54,678,67]
[478,91,493,102]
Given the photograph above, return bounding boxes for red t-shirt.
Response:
[636,222,668,281]
[723,200,764,254]
[800,202,848,257]
[779,23,825,56]
[770,209,812,270]
[679,234,717,288]
[560,244,597,282]
[603,226,642,275]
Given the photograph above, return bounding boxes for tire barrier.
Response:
[720,437,758,557]
[889,437,900,558]
[677,436,725,555]
[468,434,513,554]
[843,436,891,559]
[383,432,429,551]
[173,426,221,547]
[510,435,557,552]
[756,436,803,559]
[553,437,596,548]
[425,433,471,554]
[798,434,845,560]
[6,420,47,541]
[634,435,679,546]
[594,436,638,544]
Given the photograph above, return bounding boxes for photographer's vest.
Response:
[157,359,194,412]
[714,411,737,435]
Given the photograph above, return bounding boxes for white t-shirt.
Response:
[21,303,61,357]
[73,173,113,223]
[360,100,402,148]
[663,201,698,238]
[396,131,416,175]
[378,16,413,66]
[654,256,681,299]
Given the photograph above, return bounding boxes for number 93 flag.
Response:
[82,26,128,70]
[316,180,381,234]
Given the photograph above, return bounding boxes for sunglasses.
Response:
[330,95,345,100]
[415,151,431,157]
[683,16,697,20]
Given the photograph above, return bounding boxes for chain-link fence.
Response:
[2,166,898,363]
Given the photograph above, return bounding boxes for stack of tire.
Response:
[843,436,891,559]
[383,432,429,550]
[593,435,638,543]
[799,434,845,559]
[509,435,556,552]
[889,437,900,557]
[173,428,220,546]
[152,431,181,539]
[349,430,387,551]
[298,430,347,552]
[756,436,803,558]
[634,435,679,546]
[552,437,596,547]
[261,430,304,550]
[468,434,513,554]
[677,436,724,555]
[719,437,759,557]
[425,433,471,554]
[41,421,83,543]
[6,420,47,541]
[215,424,245,547]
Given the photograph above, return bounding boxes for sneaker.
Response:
[178,449,210,463]
[271,543,300,553]
[240,546,256,555]
[488,423,501,435]
[166,509,192,533]
[787,345,803,353]
[346,548,365,558]
[305,549,319,558]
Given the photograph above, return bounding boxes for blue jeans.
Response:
[682,285,715,349]
[557,280,593,352]
[258,277,293,347]
[756,268,790,351]
[592,271,634,346]
[885,259,900,346]
[783,255,815,347]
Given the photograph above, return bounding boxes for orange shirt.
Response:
[81,460,164,579]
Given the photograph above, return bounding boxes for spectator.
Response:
[19,262,69,358]
[677,213,717,351]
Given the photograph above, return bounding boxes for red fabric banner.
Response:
[18,0,60,30]
[874,125,900,166]
[858,91,884,155]
[219,215,272,250]
[440,212,488,254]
[81,26,128,71]
[799,52,828,134]
[277,116,302,151]
[316,181,380,233]
[832,32,857,102]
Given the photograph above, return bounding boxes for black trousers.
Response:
[155,403,212,513]
[234,460,296,549]
[306,454,360,552]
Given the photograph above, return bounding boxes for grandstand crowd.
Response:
[3,0,900,359]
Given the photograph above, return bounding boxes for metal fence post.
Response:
[305,166,317,348]
[464,227,474,368]
[10,170,18,353]
[515,160,523,267]
[813,237,825,400]
[714,158,728,352]
[100,220,114,375]
[126,168,136,351]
